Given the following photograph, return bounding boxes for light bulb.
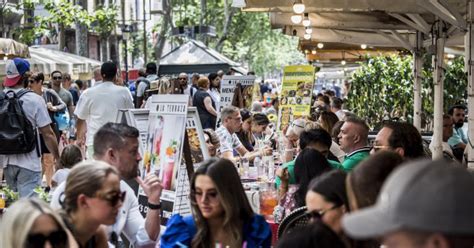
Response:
[311,50,317,55]
[293,2,305,14]
[447,54,455,59]
[302,13,311,27]
[305,27,313,34]
[304,33,311,40]
[291,14,302,24]
[304,49,309,54]
[341,60,346,65]
[361,44,367,49]
[317,43,324,49]
[447,60,453,66]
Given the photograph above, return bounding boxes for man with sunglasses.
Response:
[51,122,162,247]
[50,71,74,122]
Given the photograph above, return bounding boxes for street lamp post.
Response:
[122,25,131,85]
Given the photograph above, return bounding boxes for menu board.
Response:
[278,65,315,131]
[220,75,256,112]
[142,94,188,224]
[172,107,210,216]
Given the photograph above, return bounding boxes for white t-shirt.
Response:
[74,82,134,146]
[0,88,51,172]
[216,126,243,153]
[51,168,70,185]
[335,110,345,121]
[208,88,220,113]
[136,79,149,98]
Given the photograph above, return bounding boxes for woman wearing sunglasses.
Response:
[161,158,272,247]
[61,161,125,248]
[0,198,71,248]
[305,170,352,245]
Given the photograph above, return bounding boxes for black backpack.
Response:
[0,89,37,154]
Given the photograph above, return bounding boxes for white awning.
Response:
[0,47,101,80]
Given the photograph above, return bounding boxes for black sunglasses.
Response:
[26,230,68,248]
[98,191,126,206]
[53,76,62,80]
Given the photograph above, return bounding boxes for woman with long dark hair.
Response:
[306,170,349,236]
[277,149,332,221]
[236,109,254,151]
[161,158,272,247]
[208,73,221,113]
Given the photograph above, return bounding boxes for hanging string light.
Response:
[293,0,305,14]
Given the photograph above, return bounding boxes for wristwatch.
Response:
[148,202,161,210]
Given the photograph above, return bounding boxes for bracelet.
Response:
[147,202,161,210]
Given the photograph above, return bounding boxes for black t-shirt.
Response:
[193,89,216,129]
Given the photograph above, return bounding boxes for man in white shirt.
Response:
[216,106,271,162]
[1,58,60,197]
[136,63,158,107]
[331,97,345,121]
[75,62,134,158]
[51,123,162,247]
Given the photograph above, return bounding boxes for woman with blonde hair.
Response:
[60,160,124,247]
[319,111,345,163]
[193,76,218,129]
[0,198,71,248]
[161,158,272,247]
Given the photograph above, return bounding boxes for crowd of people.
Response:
[1,57,474,248]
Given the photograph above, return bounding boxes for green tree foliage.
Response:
[220,12,305,75]
[15,0,116,45]
[347,55,467,129]
[165,0,305,75]
[91,6,118,38]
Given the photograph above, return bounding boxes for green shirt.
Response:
[275,159,343,188]
[341,147,371,172]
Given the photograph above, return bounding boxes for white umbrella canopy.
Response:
[0,46,101,80]
[0,38,30,59]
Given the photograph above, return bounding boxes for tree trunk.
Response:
[216,0,236,52]
[58,24,66,51]
[74,0,88,57]
[110,31,120,65]
[75,22,89,57]
[200,0,206,43]
[154,0,171,64]
[100,36,109,62]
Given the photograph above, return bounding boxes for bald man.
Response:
[337,117,371,171]
[92,67,103,87]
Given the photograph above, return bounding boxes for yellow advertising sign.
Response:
[278,65,315,131]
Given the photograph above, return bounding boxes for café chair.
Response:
[277,206,311,239]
